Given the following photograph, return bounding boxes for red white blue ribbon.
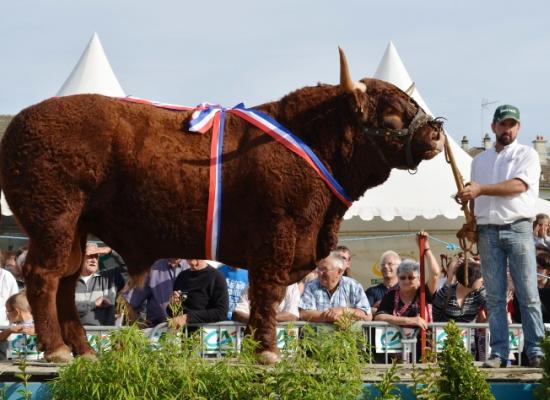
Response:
[193,106,226,260]
[228,104,352,207]
[121,97,352,260]
[189,103,352,260]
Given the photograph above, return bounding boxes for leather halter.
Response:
[363,108,437,172]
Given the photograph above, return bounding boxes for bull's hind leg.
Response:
[56,233,95,358]
[25,245,74,363]
[247,219,296,364]
[23,211,86,363]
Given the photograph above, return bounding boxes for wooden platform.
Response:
[360,363,543,383]
[0,361,543,383]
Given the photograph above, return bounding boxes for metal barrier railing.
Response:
[3,322,550,364]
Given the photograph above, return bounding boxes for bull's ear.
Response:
[338,47,367,93]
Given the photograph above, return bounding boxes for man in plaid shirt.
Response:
[299,253,372,323]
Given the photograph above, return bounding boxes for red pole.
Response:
[418,233,427,360]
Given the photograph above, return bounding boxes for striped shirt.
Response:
[431,283,486,323]
[299,276,371,314]
[75,268,125,326]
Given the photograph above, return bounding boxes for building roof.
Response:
[466,147,484,158]
[541,164,550,189]
[0,115,13,140]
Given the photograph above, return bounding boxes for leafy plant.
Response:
[50,321,368,400]
[115,293,130,325]
[363,361,401,400]
[267,318,367,400]
[410,349,447,400]
[437,321,494,400]
[15,353,32,400]
[534,333,550,400]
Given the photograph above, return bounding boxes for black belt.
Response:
[480,218,531,230]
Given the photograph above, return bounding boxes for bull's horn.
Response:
[405,82,416,96]
[338,47,367,93]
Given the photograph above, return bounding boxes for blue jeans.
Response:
[477,220,544,360]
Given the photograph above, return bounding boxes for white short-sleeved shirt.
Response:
[234,283,300,318]
[471,140,540,225]
[0,269,19,326]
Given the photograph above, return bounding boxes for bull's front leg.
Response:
[246,219,295,364]
[57,273,95,358]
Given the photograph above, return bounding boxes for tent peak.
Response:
[56,32,125,97]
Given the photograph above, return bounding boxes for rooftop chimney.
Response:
[461,135,469,151]
[533,135,547,166]
[482,133,492,150]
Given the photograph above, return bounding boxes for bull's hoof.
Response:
[257,350,281,365]
[45,345,74,363]
[79,351,97,361]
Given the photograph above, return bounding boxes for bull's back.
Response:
[0,95,197,233]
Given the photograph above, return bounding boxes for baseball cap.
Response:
[493,104,520,123]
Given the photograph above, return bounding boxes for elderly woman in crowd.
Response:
[374,233,440,330]
[374,259,437,330]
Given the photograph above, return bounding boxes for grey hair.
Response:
[379,250,401,267]
[397,259,420,276]
[324,252,345,270]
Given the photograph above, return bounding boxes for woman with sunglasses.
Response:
[374,232,440,328]
[373,257,439,330]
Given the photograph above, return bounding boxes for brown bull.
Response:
[0,49,444,363]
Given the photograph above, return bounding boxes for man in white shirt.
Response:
[458,104,544,368]
[232,283,300,323]
[0,261,19,359]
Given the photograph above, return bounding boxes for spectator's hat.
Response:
[493,104,520,123]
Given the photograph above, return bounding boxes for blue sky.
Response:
[1,0,549,147]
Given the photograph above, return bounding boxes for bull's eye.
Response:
[382,115,404,130]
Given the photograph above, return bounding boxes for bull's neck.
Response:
[255,86,391,202]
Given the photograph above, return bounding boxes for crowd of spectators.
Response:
[1,220,549,365]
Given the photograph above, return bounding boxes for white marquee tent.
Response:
[339,42,550,286]
[57,32,125,97]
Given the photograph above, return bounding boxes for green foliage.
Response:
[410,349,447,400]
[49,321,367,400]
[534,333,550,400]
[437,321,494,400]
[363,361,401,400]
[267,318,367,400]
[15,345,33,400]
